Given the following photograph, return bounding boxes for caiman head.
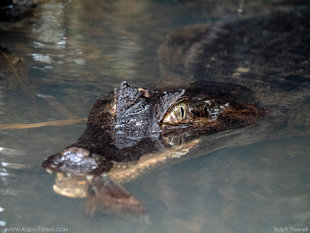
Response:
[41,81,265,215]
[42,81,265,176]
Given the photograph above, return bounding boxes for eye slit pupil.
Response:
[180,106,185,119]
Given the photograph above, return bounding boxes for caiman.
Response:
[42,80,265,215]
[42,7,310,216]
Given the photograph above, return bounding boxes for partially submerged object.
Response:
[42,81,265,216]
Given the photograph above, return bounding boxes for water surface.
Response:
[0,1,309,233]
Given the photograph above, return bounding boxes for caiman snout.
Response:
[42,147,112,175]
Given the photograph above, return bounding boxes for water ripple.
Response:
[31,53,53,64]
[0,173,8,177]
[1,162,26,170]
[0,87,4,115]
[0,220,6,227]
[0,147,25,156]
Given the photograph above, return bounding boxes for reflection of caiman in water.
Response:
[42,8,310,216]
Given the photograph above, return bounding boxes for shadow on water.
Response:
[0,0,309,233]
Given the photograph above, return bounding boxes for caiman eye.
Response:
[163,102,191,124]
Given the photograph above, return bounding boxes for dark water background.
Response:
[0,1,309,233]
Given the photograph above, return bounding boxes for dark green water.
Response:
[0,1,309,233]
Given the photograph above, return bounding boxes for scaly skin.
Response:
[42,81,265,215]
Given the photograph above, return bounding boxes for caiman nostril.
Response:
[61,147,90,158]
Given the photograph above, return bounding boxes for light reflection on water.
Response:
[0,0,310,233]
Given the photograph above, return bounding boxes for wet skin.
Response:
[42,81,265,215]
[42,81,264,174]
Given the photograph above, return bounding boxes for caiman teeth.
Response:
[113,162,130,169]
[45,168,53,174]
[86,175,94,182]
[172,148,189,158]
[56,172,64,179]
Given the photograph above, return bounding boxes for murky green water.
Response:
[0,1,309,233]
